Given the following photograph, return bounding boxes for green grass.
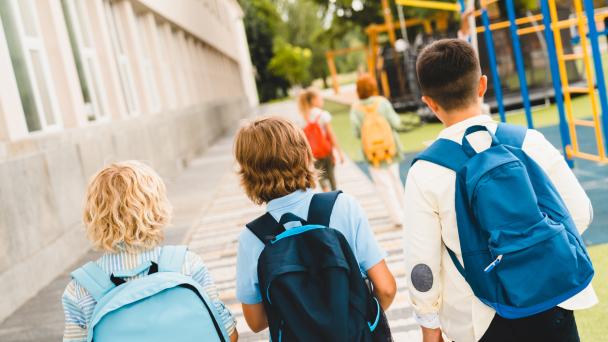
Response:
[329,50,608,160]
[328,94,597,161]
[576,244,608,342]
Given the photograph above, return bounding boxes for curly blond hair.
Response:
[83,161,172,253]
[235,116,317,205]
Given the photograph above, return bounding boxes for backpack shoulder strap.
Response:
[159,245,188,272]
[246,212,285,245]
[445,246,466,278]
[412,139,469,171]
[71,262,115,301]
[307,190,342,226]
[495,123,527,148]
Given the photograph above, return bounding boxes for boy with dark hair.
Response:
[404,39,597,342]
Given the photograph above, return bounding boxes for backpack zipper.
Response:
[484,255,503,273]
[278,320,284,342]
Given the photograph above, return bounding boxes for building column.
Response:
[89,0,128,120]
[227,0,258,107]
[0,14,29,141]
[139,13,167,111]
[114,0,151,115]
[37,0,87,128]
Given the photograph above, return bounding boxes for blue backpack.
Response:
[246,191,392,342]
[71,246,229,342]
[412,123,594,319]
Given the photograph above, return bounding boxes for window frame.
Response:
[102,0,139,117]
[62,0,109,123]
[135,14,161,113]
[7,0,62,132]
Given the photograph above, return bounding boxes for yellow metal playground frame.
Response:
[325,17,439,96]
[394,0,608,163]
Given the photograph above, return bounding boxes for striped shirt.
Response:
[62,247,236,341]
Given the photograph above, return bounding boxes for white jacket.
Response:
[403,115,597,342]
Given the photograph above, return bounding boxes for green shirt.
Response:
[349,96,404,167]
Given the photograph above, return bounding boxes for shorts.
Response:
[314,156,336,191]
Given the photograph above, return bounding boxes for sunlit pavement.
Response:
[0,101,421,341]
[186,152,420,341]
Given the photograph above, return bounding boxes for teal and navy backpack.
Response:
[412,123,594,319]
[71,246,229,342]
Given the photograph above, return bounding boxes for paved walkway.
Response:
[0,101,420,341]
[187,156,419,342]
[0,137,237,341]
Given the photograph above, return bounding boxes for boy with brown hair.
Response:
[234,117,396,339]
[404,39,596,342]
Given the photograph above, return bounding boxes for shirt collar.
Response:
[437,115,494,141]
[267,189,313,212]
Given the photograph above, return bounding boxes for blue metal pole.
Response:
[481,8,506,122]
[540,0,574,167]
[583,0,608,152]
[505,0,534,128]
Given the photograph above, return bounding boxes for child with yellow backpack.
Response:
[350,74,406,228]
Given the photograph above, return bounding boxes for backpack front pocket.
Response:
[488,216,594,317]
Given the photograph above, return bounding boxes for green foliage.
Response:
[268,40,313,86]
[275,0,331,86]
[239,0,289,102]
[311,0,385,31]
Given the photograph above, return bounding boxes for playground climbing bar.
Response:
[480,4,506,122]
[397,0,608,163]
[506,0,534,128]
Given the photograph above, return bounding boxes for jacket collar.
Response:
[437,115,495,142]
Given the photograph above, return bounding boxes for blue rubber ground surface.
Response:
[356,123,607,246]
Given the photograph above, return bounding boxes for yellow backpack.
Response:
[359,99,397,167]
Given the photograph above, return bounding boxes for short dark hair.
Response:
[416,39,481,111]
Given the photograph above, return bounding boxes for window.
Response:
[164,27,188,106]
[154,20,177,109]
[103,0,138,116]
[0,0,61,132]
[62,0,108,122]
[135,15,160,112]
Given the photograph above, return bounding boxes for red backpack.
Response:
[303,116,333,159]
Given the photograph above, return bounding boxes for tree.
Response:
[268,40,313,86]
[274,0,333,87]
[239,0,289,102]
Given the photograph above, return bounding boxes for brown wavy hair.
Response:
[83,160,171,253]
[235,116,316,205]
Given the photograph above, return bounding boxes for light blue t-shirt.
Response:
[236,189,387,304]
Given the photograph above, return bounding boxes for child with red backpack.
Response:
[298,88,344,191]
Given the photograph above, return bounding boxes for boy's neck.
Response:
[443,105,483,127]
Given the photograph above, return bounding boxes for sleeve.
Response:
[235,230,264,304]
[62,282,88,342]
[523,130,593,233]
[380,98,401,130]
[187,252,237,336]
[321,110,332,125]
[402,166,443,329]
[346,195,387,272]
[349,106,362,139]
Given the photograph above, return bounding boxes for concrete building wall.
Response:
[0,0,256,322]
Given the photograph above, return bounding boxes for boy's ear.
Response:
[478,75,488,97]
[421,95,440,114]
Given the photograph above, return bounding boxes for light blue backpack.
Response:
[71,246,229,342]
[412,123,594,319]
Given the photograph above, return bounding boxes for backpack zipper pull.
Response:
[484,255,503,273]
